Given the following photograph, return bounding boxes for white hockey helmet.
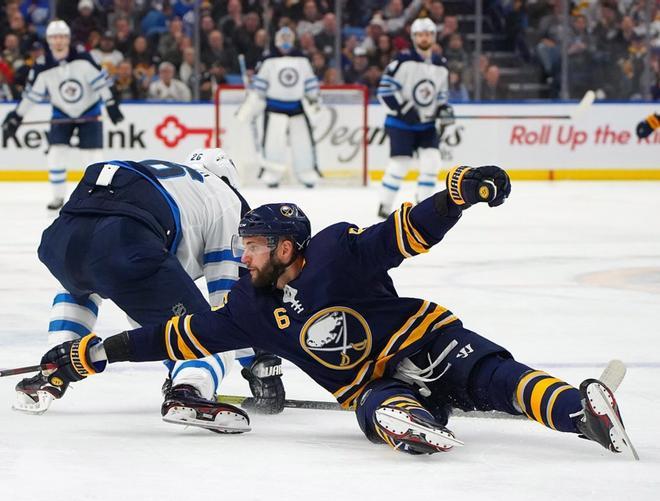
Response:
[185,148,241,189]
[274,26,295,52]
[46,20,71,38]
[411,17,437,36]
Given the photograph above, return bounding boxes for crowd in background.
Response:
[0,0,658,103]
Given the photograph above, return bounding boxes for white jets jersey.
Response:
[252,51,320,105]
[377,50,449,124]
[141,160,247,307]
[16,49,113,119]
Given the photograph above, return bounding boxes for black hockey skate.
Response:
[161,384,251,434]
[374,405,464,455]
[47,197,64,211]
[377,204,390,219]
[13,372,68,414]
[575,378,639,460]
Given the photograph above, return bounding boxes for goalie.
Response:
[236,27,322,188]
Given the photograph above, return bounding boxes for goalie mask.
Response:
[274,27,295,53]
[185,148,240,189]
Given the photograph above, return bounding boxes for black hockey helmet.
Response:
[238,203,311,251]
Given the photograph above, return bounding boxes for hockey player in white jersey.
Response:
[237,26,321,188]
[14,148,285,433]
[1,20,124,210]
[376,17,454,219]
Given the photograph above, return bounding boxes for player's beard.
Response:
[415,40,433,52]
[250,255,288,288]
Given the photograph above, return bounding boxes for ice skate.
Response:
[13,372,68,414]
[46,197,64,211]
[161,384,251,434]
[374,405,464,455]
[377,204,390,219]
[575,378,639,460]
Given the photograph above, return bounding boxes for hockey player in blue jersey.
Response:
[1,20,124,210]
[14,149,285,433]
[36,165,635,456]
[377,17,454,219]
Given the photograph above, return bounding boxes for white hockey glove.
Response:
[236,91,265,123]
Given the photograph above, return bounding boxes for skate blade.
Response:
[588,384,640,461]
[375,407,464,450]
[11,391,54,415]
[162,406,251,434]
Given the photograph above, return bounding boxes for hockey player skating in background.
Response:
[14,149,284,433]
[37,165,636,457]
[237,27,321,188]
[376,17,454,219]
[1,20,124,211]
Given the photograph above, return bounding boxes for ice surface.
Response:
[1,181,659,501]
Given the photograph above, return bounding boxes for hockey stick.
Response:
[20,116,101,126]
[454,90,595,120]
[0,363,56,377]
[218,359,626,420]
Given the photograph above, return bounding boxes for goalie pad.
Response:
[236,91,265,124]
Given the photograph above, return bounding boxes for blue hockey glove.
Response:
[436,104,455,126]
[397,101,420,125]
[241,353,285,414]
[636,113,658,139]
[106,99,124,125]
[446,165,511,208]
[2,111,22,138]
[41,334,107,387]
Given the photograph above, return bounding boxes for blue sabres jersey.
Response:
[125,193,463,409]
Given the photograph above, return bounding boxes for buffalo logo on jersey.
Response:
[280,205,294,217]
[58,79,84,103]
[300,307,372,370]
[278,67,299,87]
[412,79,436,107]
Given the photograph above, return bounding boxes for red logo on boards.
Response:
[154,115,214,148]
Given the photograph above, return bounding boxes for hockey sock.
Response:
[48,291,101,347]
[379,156,409,213]
[170,352,231,400]
[415,148,441,202]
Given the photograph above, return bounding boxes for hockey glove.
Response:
[41,333,107,387]
[446,165,511,208]
[241,353,285,414]
[636,113,659,139]
[106,99,124,125]
[397,101,420,125]
[2,110,22,138]
[436,104,455,126]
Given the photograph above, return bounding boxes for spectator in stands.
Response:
[427,0,445,33]
[504,0,530,61]
[448,67,469,102]
[0,64,13,100]
[0,55,13,87]
[71,0,102,47]
[482,64,507,100]
[219,0,243,43]
[148,61,191,101]
[113,15,134,55]
[179,46,195,88]
[91,31,124,76]
[7,9,36,54]
[199,60,228,101]
[203,30,238,73]
[322,66,340,85]
[344,46,370,84]
[373,0,424,36]
[158,17,185,68]
[245,28,267,69]
[311,51,327,79]
[299,31,318,58]
[3,33,23,72]
[567,14,593,98]
[445,33,469,72]
[363,64,383,97]
[107,0,134,33]
[130,35,158,96]
[437,15,458,49]
[233,11,260,55]
[297,0,323,38]
[114,60,142,100]
[12,39,42,94]
[592,1,626,98]
[315,13,337,60]
[371,33,393,69]
[19,0,50,38]
[199,13,216,51]
[358,17,385,56]
[619,33,647,99]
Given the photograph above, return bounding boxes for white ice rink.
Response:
[1,181,659,501]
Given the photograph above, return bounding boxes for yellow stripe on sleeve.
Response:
[393,208,413,258]
[183,315,211,357]
[164,319,176,360]
[172,317,196,360]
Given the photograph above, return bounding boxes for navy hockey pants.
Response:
[38,213,209,325]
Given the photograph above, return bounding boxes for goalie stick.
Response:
[453,90,595,120]
[218,359,626,419]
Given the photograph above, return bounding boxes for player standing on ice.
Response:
[35,165,637,458]
[376,17,454,219]
[14,149,285,433]
[236,26,322,188]
[1,20,124,211]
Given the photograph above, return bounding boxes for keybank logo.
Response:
[1,124,147,151]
